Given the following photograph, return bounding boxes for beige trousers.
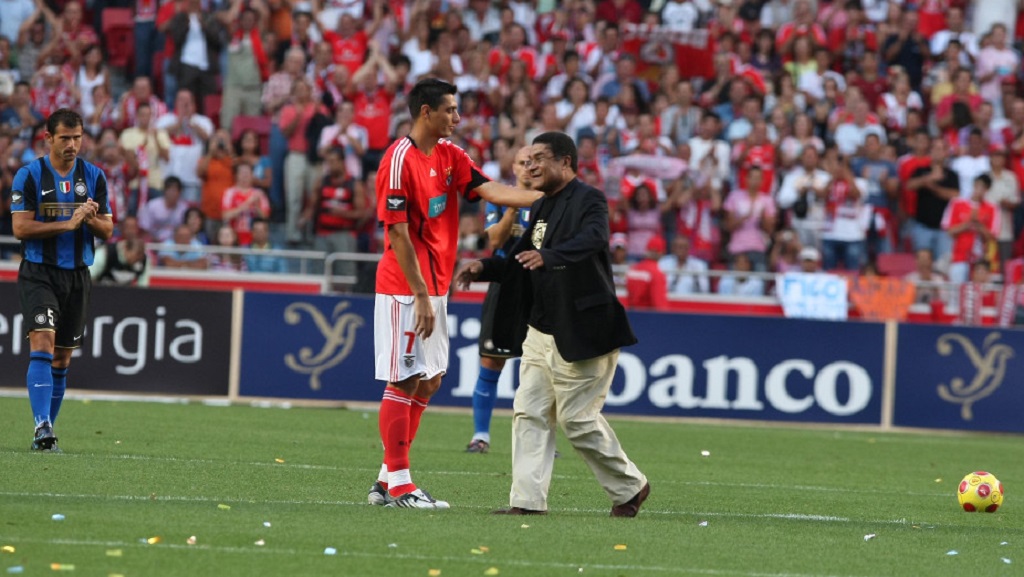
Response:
[509,327,647,511]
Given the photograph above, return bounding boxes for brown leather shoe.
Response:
[491,507,547,515]
[610,483,650,518]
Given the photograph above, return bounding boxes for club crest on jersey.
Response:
[445,167,453,187]
[74,182,87,196]
[59,181,71,194]
[403,355,415,368]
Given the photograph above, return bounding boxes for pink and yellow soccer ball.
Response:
[957,471,1004,513]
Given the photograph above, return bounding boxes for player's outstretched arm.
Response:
[475,181,542,209]
[454,260,483,291]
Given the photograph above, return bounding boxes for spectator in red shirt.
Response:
[279,78,328,244]
[596,0,644,25]
[221,162,271,246]
[850,51,889,110]
[326,12,368,77]
[36,0,98,64]
[117,77,167,132]
[488,22,538,80]
[776,0,827,56]
[942,173,1000,284]
[626,235,669,310]
[349,42,397,184]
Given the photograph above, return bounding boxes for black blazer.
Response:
[167,12,226,76]
[478,178,637,362]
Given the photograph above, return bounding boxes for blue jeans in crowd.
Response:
[911,220,952,264]
[822,239,866,272]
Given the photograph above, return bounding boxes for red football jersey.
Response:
[376,137,487,295]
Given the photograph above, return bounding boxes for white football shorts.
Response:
[374,294,450,383]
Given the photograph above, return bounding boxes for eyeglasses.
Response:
[524,153,558,168]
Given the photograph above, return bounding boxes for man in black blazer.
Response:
[455,132,650,517]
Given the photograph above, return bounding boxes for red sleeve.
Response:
[278,105,296,130]
[259,192,271,217]
[775,25,793,51]
[378,146,410,225]
[828,29,845,53]
[446,141,488,201]
[652,267,669,310]
[864,30,878,51]
[157,2,176,26]
[811,25,827,47]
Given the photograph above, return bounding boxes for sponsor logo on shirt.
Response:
[386,195,406,211]
[11,191,21,204]
[428,194,447,218]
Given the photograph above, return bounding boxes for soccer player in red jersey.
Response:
[369,78,539,509]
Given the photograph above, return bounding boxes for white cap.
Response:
[799,247,821,262]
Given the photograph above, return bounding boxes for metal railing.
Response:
[0,235,1013,312]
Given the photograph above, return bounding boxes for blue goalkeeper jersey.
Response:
[11,156,111,269]
[484,202,531,258]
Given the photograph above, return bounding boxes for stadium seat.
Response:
[205,93,222,128]
[231,115,272,155]
[102,8,134,69]
[876,252,917,277]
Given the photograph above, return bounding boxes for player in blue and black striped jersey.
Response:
[11,108,113,452]
[466,145,534,454]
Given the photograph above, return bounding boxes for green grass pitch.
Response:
[0,396,1021,576]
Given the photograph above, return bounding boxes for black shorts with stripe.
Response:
[18,260,92,348]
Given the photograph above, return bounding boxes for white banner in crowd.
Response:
[776,273,849,321]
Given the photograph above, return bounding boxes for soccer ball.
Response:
[957,471,1004,513]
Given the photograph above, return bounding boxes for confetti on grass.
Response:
[217,504,231,511]
[324,548,337,556]
[428,570,441,576]
[484,568,500,575]
[864,534,876,541]
[105,550,122,557]
[614,545,627,551]
[51,514,65,521]
[186,536,197,546]
[1,546,14,554]
[49,564,75,571]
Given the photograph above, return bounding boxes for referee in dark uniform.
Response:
[11,108,112,452]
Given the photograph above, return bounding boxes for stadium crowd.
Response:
[1,0,1023,305]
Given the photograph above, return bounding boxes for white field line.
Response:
[0,535,886,577]
[0,450,953,499]
[0,490,917,526]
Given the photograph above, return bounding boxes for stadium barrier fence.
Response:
[1,285,1023,434]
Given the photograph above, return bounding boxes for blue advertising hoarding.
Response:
[239,293,886,425]
[894,324,1024,433]
[0,283,232,395]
